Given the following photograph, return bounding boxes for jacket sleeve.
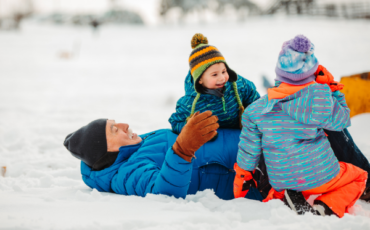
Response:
[168,96,192,134]
[239,76,260,108]
[237,111,262,171]
[149,149,193,198]
[112,148,193,199]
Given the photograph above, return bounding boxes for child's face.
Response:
[199,63,229,89]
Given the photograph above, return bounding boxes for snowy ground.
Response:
[0,17,370,229]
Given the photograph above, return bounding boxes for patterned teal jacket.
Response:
[169,71,260,134]
[237,83,351,192]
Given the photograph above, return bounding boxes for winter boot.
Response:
[283,189,318,215]
[360,187,370,202]
[313,200,334,216]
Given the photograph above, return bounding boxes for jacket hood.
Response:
[184,71,197,96]
[262,83,318,121]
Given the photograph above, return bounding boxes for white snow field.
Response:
[0,17,370,229]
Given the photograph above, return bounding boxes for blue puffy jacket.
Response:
[81,129,244,200]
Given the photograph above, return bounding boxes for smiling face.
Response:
[198,62,229,89]
[106,119,142,152]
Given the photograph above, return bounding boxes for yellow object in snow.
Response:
[340,72,370,118]
[1,166,6,177]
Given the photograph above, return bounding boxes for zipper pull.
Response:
[222,97,226,112]
[143,132,156,140]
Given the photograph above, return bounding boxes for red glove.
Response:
[314,65,344,92]
[233,163,257,198]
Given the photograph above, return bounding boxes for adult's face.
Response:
[106,119,142,152]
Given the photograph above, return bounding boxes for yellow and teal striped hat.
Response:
[187,33,244,128]
[189,33,237,93]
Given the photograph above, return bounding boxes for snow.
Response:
[0,17,370,229]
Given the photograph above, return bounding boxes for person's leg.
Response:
[302,162,367,217]
[251,154,271,199]
[325,128,370,188]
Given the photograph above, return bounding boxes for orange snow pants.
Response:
[263,162,367,218]
[302,162,367,217]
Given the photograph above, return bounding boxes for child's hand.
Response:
[233,163,256,198]
[315,65,344,92]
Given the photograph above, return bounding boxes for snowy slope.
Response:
[0,17,370,229]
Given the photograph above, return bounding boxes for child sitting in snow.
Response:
[234,35,368,217]
[169,33,260,134]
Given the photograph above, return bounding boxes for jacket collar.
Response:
[262,83,317,114]
[267,81,315,100]
[202,87,225,98]
[81,136,145,177]
[116,141,143,162]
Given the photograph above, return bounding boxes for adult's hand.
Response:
[173,111,219,162]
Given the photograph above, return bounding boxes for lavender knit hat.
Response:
[275,35,319,85]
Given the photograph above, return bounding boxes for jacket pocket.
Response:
[199,163,232,175]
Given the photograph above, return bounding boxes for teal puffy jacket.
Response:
[169,71,260,134]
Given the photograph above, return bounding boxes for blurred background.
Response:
[0,0,370,175]
[1,2,370,228]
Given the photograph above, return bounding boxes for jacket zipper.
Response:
[143,132,156,140]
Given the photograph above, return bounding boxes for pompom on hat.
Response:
[291,34,311,52]
[191,33,208,49]
[275,35,319,85]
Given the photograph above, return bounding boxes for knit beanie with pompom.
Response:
[275,35,319,85]
[187,33,244,128]
[189,33,237,93]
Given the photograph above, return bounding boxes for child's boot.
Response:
[313,200,334,216]
[360,187,370,202]
[283,190,318,215]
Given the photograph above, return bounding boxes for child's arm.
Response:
[169,96,192,134]
[237,110,262,171]
[281,84,351,131]
[331,90,347,108]
[239,76,260,108]
[323,90,351,130]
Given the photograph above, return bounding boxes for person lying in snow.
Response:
[64,111,249,200]
[169,33,260,134]
[235,35,368,217]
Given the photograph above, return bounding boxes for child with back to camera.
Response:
[234,35,368,217]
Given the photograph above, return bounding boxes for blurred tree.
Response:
[160,0,208,23]
[0,0,33,30]
[159,0,261,23]
[215,0,261,21]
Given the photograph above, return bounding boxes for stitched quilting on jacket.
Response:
[81,129,242,200]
